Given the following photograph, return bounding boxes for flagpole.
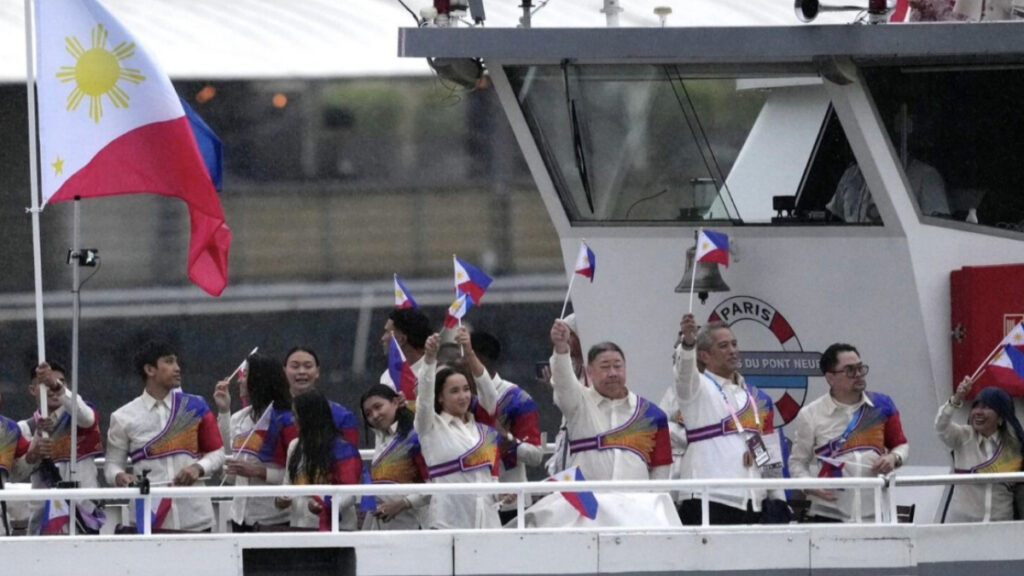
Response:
[688,228,702,313]
[968,337,1013,383]
[66,197,84,535]
[453,254,465,357]
[560,272,577,319]
[24,0,47,370]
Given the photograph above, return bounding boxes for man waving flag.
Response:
[35,0,231,296]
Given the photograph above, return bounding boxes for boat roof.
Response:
[1,0,858,82]
[399,20,1024,65]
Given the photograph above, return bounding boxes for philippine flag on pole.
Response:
[40,499,71,535]
[695,229,729,267]
[135,497,172,533]
[444,294,468,329]
[574,241,596,282]
[454,257,493,306]
[388,335,418,400]
[394,274,418,309]
[979,322,1024,397]
[35,0,231,296]
[546,466,598,520]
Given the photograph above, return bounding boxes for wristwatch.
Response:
[893,453,903,468]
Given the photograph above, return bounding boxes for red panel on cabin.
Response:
[950,263,1024,395]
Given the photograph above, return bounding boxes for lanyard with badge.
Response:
[705,373,771,469]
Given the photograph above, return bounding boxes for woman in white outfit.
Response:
[936,378,1024,523]
[214,353,295,532]
[414,333,501,529]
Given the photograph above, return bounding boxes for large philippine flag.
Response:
[35,0,231,296]
[976,322,1024,397]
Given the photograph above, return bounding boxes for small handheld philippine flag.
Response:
[231,346,258,381]
[394,274,418,309]
[546,466,598,519]
[574,241,596,282]
[978,322,1024,397]
[135,497,173,533]
[694,229,729,267]
[444,294,469,329]
[454,257,493,306]
[388,335,418,400]
[40,499,71,535]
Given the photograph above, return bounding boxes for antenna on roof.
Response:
[519,0,533,28]
[601,0,624,27]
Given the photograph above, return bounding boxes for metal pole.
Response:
[516,487,526,529]
[601,0,622,27]
[24,0,46,370]
[67,197,82,535]
[143,495,152,535]
[701,486,710,527]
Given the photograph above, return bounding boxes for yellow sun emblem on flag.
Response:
[56,23,146,123]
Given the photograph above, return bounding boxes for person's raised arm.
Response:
[414,333,441,434]
[936,376,972,449]
[550,319,583,416]
[458,327,498,414]
[673,314,701,404]
[35,363,95,428]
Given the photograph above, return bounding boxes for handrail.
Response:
[5,472,1024,534]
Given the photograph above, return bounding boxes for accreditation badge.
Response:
[746,432,771,468]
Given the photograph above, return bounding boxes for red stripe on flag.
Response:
[49,117,231,296]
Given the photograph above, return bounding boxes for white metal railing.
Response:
[4,471,1024,535]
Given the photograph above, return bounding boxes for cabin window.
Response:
[506,64,772,224]
[792,106,884,226]
[862,66,1024,235]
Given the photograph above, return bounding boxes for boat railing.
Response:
[3,471,1024,534]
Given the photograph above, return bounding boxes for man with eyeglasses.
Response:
[789,343,909,522]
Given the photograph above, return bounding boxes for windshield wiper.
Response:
[563,63,595,213]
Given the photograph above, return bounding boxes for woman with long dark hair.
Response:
[415,333,501,529]
[214,353,296,532]
[360,384,429,530]
[276,389,362,530]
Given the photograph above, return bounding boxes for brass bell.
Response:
[674,246,730,304]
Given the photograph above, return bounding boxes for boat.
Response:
[3,1,1024,574]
